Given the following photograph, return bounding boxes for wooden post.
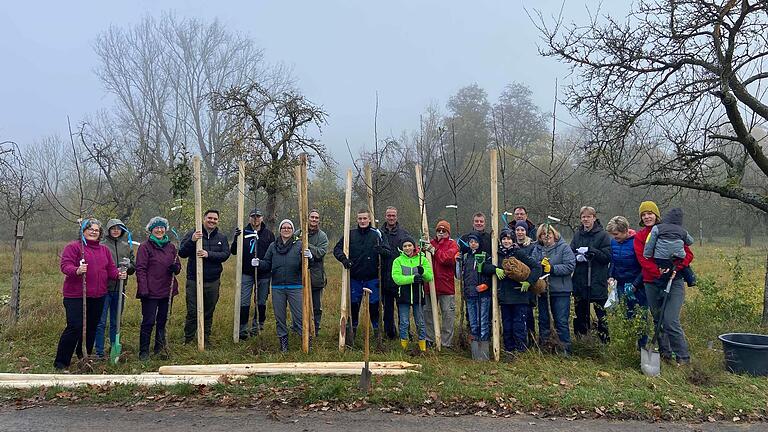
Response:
[339,169,353,351]
[193,155,205,351]
[415,164,441,351]
[364,165,383,345]
[10,221,24,325]
[302,156,314,338]
[297,155,311,353]
[489,149,500,361]
[233,161,245,343]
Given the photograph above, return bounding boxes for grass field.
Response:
[0,240,766,421]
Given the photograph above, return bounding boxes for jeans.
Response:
[398,303,426,341]
[140,297,169,355]
[424,294,455,347]
[645,278,690,361]
[500,303,528,352]
[54,296,106,369]
[573,297,609,342]
[466,295,491,342]
[272,288,303,338]
[184,279,221,343]
[538,294,572,352]
[95,289,122,356]
[350,279,380,330]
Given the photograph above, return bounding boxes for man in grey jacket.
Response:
[296,209,328,334]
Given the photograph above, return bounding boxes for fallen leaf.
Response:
[597,371,611,378]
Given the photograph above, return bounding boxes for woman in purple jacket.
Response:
[135,216,181,360]
[55,218,125,370]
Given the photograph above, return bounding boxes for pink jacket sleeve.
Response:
[60,242,81,277]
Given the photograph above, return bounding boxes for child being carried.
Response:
[642,207,696,286]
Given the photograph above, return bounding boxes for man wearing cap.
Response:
[295,209,329,335]
[379,206,413,340]
[231,209,276,338]
[422,219,459,348]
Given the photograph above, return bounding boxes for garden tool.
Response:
[641,270,676,377]
[359,287,372,392]
[110,257,130,364]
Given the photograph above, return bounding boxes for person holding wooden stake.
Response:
[295,209,328,335]
[379,206,413,340]
[391,236,433,354]
[333,208,391,346]
[459,233,492,361]
[423,219,459,348]
[179,209,230,346]
[256,219,306,352]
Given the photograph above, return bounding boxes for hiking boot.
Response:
[345,326,356,348]
[139,351,150,361]
[279,336,289,353]
[239,332,249,341]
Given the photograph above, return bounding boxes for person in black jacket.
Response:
[178,209,231,345]
[333,208,391,346]
[459,212,492,255]
[231,209,275,339]
[379,206,413,340]
[570,206,612,343]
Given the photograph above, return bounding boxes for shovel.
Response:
[359,288,372,392]
[641,270,676,377]
[110,258,130,365]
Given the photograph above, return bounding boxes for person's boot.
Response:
[478,341,490,361]
[418,340,427,353]
[279,336,289,353]
[345,325,356,348]
[139,329,151,361]
[400,339,409,351]
[470,340,480,360]
[239,306,251,339]
[373,327,380,343]
[154,327,168,359]
[257,305,267,332]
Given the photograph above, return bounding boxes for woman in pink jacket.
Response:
[54,218,125,370]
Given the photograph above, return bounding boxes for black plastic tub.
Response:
[718,333,768,376]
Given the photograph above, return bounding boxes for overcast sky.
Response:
[1,1,627,162]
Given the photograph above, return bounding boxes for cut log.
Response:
[158,361,421,375]
[158,366,418,376]
[0,373,228,388]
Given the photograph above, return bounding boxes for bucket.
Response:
[718,333,768,376]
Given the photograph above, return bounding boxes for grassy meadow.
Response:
[0,239,766,420]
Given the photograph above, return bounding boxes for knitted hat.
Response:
[514,220,528,231]
[401,235,416,248]
[435,219,451,234]
[278,219,295,231]
[146,216,169,232]
[466,233,480,243]
[499,228,514,240]
[638,201,661,222]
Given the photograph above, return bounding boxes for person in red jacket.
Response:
[135,216,181,360]
[423,220,459,348]
[634,201,694,365]
[54,218,126,370]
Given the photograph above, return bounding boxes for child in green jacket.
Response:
[391,236,434,352]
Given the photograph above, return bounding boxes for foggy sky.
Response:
[0,1,628,162]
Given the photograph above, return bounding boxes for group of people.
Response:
[54,199,696,369]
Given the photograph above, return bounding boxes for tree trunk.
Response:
[762,251,768,327]
[10,221,24,325]
[744,227,752,247]
[265,189,278,229]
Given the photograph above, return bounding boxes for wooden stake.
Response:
[233,161,245,343]
[10,221,23,325]
[297,154,311,353]
[193,155,204,351]
[302,156,314,338]
[364,165,383,344]
[339,169,353,351]
[415,164,441,351]
[489,149,500,361]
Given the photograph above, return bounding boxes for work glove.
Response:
[584,250,596,260]
[541,257,551,273]
[576,254,587,263]
[303,249,313,259]
[251,258,260,267]
[417,266,425,275]
[168,262,181,274]
[520,281,530,292]
[495,268,505,279]
[233,228,242,238]
[342,257,353,269]
[576,246,589,254]
[413,274,424,284]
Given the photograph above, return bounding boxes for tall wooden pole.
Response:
[10,221,24,325]
[415,164,441,351]
[297,155,311,353]
[364,165,383,345]
[489,150,500,361]
[193,155,205,352]
[233,161,245,343]
[338,169,353,351]
[302,156,314,338]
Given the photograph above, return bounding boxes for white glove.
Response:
[303,249,313,259]
[576,254,587,263]
[577,246,589,254]
[251,258,260,267]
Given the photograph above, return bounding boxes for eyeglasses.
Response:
[85,228,100,233]
[436,229,447,233]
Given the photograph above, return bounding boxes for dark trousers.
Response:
[573,296,609,343]
[382,288,398,338]
[140,297,170,355]
[54,296,106,369]
[500,303,528,352]
[351,301,380,330]
[312,287,323,334]
[184,279,221,342]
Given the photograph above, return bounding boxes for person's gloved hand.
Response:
[417,266,425,275]
[342,258,353,269]
[303,249,313,259]
[576,254,587,263]
[413,274,424,284]
[576,246,589,254]
[584,250,596,260]
[251,258,260,267]
[495,268,505,279]
[520,281,530,292]
[541,257,551,273]
[168,262,181,274]
[233,228,242,238]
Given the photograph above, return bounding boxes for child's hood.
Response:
[663,208,684,226]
